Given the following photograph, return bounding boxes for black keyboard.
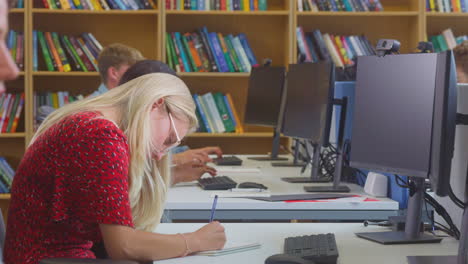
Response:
[284,233,339,264]
[213,156,243,166]
[198,176,238,190]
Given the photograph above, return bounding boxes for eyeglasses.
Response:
[166,111,181,151]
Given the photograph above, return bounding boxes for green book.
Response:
[195,106,207,132]
[224,36,242,72]
[6,94,20,133]
[259,0,267,10]
[436,35,448,52]
[213,92,235,132]
[63,35,87,72]
[167,33,180,71]
[166,34,174,70]
[51,32,71,72]
[430,36,440,53]
[181,34,198,72]
[37,31,55,71]
[218,34,235,72]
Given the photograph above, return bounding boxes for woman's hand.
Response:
[186,221,226,252]
[172,146,223,165]
[171,160,217,185]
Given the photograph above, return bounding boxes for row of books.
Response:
[430,28,468,53]
[165,0,268,11]
[13,0,24,8]
[194,92,244,133]
[0,93,25,134]
[40,0,156,10]
[7,30,24,71]
[297,0,384,12]
[0,157,15,193]
[166,27,258,73]
[33,31,103,72]
[35,92,85,111]
[426,0,468,12]
[296,27,375,67]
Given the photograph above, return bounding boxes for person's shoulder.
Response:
[62,112,126,142]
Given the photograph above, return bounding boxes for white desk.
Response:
[154,223,459,264]
[163,156,399,222]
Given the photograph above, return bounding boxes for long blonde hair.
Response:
[31,73,198,231]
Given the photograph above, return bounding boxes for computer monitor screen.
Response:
[430,51,457,196]
[350,53,439,178]
[244,66,286,127]
[281,61,335,145]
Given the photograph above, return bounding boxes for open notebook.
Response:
[194,242,261,256]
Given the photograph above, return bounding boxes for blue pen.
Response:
[209,195,218,222]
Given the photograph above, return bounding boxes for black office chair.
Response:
[0,211,138,264]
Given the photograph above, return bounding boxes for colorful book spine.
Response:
[193,94,212,133]
[37,31,55,71]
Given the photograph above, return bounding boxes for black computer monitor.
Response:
[280,62,346,186]
[245,66,288,161]
[352,51,457,245]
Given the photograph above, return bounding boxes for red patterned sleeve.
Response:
[51,115,134,228]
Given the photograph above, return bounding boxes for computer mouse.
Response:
[265,254,316,264]
[238,182,268,190]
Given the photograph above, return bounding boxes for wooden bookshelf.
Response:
[2,0,463,220]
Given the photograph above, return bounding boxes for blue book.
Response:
[461,0,467,11]
[33,30,38,71]
[342,0,353,11]
[198,0,205,10]
[329,0,338,11]
[202,27,222,71]
[0,158,14,180]
[238,33,258,67]
[305,35,319,62]
[174,32,192,72]
[209,32,229,72]
[113,0,128,10]
[250,0,254,10]
[7,30,14,50]
[67,0,75,9]
[228,0,234,10]
[344,36,357,60]
[223,95,237,128]
[106,0,120,9]
[193,94,212,133]
[17,0,23,8]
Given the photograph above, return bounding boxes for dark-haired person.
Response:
[454,40,468,83]
[0,0,20,94]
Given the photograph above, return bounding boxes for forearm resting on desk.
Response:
[99,222,226,262]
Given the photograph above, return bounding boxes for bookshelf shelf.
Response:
[0,133,26,138]
[426,12,468,17]
[10,8,24,14]
[33,72,100,77]
[0,194,11,200]
[179,72,250,77]
[166,10,289,15]
[189,132,278,138]
[32,9,159,15]
[296,11,419,16]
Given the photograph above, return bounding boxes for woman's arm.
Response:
[99,221,226,262]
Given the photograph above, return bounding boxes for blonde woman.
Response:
[4,73,226,263]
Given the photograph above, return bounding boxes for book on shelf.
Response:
[38,0,157,10]
[0,157,15,193]
[193,92,243,133]
[35,91,85,111]
[34,31,103,72]
[165,0,267,11]
[167,27,258,73]
[13,0,24,8]
[296,27,375,67]
[430,28,468,52]
[297,0,383,12]
[0,93,25,134]
[426,0,468,12]
[7,30,24,71]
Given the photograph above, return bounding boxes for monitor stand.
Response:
[304,97,351,192]
[281,142,330,183]
[356,177,442,244]
[272,139,306,167]
[407,163,467,264]
[248,130,288,161]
